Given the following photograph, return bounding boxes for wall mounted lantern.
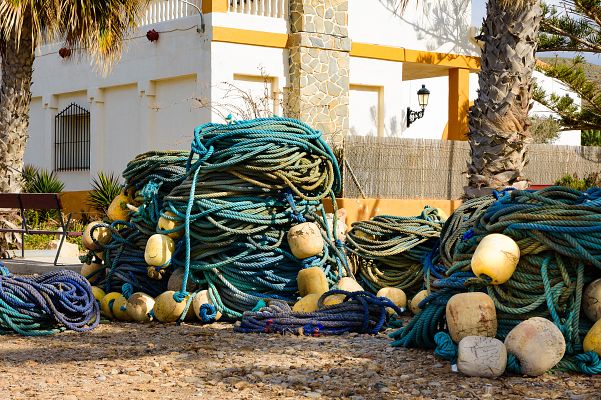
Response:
[407,84,430,127]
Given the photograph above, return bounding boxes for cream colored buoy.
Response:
[583,279,601,322]
[446,292,497,343]
[192,290,222,322]
[584,319,601,356]
[297,267,329,297]
[158,211,183,239]
[410,290,429,314]
[107,193,130,222]
[505,317,565,376]
[126,292,155,322]
[100,292,123,319]
[322,277,364,306]
[471,233,520,285]
[292,293,321,313]
[80,261,104,281]
[377,287,407,315]
[112,295,132,321]
[83,221,111,250]
[144,234,175,267]
[153,291,189,323]
[287,222,324,259]
[457,336,507,378]
[91,286,106,302]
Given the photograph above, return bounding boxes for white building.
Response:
[24,0,575,190]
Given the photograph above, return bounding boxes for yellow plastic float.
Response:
[126,292,155,322]
[107,193,130,222]
[471,233,520,284]
[287,222,324,259]
[144,234,175,267]
[297,267,329,297]
[153,291,189,323]
[82,221,111,251]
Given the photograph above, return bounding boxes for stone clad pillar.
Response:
[287,0,350,144]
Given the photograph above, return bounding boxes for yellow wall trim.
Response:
[351,42,480,70]
[212,27,289,48]
[203,0,228,14]
[447,68,471,141]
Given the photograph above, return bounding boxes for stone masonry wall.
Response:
[286,0,350,146]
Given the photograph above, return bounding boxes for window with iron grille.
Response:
[54,103,90,171]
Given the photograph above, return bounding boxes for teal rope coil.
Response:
[160,117,349,318]
[390,187,601,375]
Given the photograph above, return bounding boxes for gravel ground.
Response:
[0,322,599,400]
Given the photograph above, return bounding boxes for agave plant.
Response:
[21,164,38,192]
[89,172,123,215]
[26,168,65,193]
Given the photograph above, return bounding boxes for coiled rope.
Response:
[156,117,349,318]
[391,187,601,375]
[235,290,403,335]
[345,207,444,296]
[0,263,99,336]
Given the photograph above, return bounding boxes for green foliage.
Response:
[24,168,65,193]
[529,115,562,143]
[88,171,122,215]
[22,219,84,251]
[582,129,601,146]
[555,172,601,190]
[534,56,601,131]
[540,1,601,53]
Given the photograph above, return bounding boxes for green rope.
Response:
[345,207,444,296]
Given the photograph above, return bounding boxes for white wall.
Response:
[349,0,478,55]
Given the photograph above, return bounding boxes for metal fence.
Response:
[342,136,601,199]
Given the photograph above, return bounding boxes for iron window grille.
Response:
[54,103,90,172]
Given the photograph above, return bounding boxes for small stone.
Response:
[304,391,321,398]
[457,336,507,378]
[96,375,106,382]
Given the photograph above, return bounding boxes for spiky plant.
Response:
[0,1,151,195]
[21,163,38,192]
[89,171,123,215]
[26,168,65,193]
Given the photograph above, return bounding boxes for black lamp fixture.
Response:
[407,84,431,127]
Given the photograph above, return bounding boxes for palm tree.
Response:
[465,0,543,198]
[0,1,150,193]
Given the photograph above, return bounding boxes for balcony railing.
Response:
[142,0,202,25]
[228,0,288,18]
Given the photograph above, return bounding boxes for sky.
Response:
[471,0,600,65]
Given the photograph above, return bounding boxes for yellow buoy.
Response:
[410,290,429,314]
[446,292,497,343]
[583,279,601,322]
[100,292,123,319]
[144,234,175,267]
[471,233,520,285]
[107,193,130,222]
[377,287,407,315]
[584,319,601,356]
[112,295,132,321]
[126,292,155,322]
[80,261,104,281]
[292,294,322,313]
[297,267,329,297]
[287,222,324,259]
[192,290,222,322]
[158,211,183,239]
[153,291,189,323]
[323,277,363,306]
[91,286,106,302]
[83,221,111,251]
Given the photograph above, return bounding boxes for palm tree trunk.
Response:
[0,22,35,193]
[465,0,542,198]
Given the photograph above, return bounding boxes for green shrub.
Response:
[89,171,122,215]
[530,116,561,144]
[555,172,601,190]
[21,164,38,192]
[581,130,601,146]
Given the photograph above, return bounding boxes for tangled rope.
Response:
[391,187,601,375]
[345,207,444,296]
[235,290,403,335]
[0,264,99,336]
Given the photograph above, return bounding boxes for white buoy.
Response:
[446,292,497,343]
[144,234,175,267]
[457,336,507,378]
[471,233,520,284]
[126,292,155,322]
[287,222,324,259]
